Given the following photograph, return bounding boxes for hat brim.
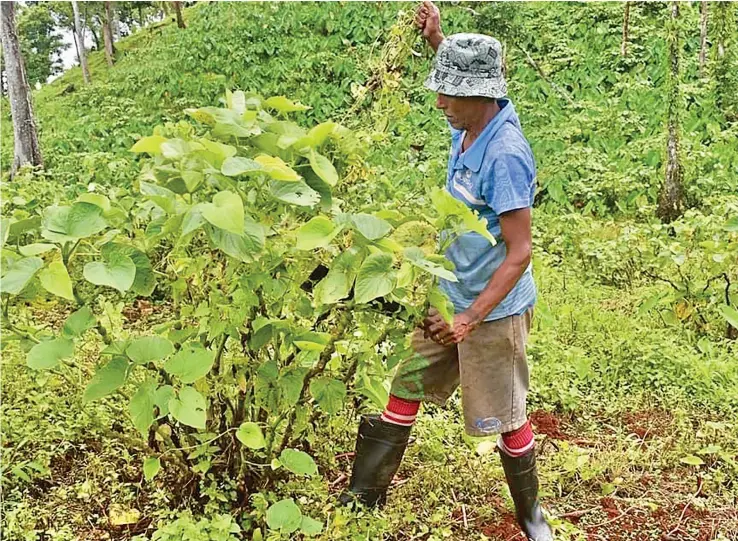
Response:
[424,69,507,99]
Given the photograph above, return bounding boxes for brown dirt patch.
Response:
[529,409,571,441]
[622,408,674,441]
[480,512,525,540]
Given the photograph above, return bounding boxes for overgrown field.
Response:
[1,3,737,540]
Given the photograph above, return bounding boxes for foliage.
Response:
[2,2,738,539]
[14,3,69,86]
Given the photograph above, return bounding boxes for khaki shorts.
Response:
[390,309,532,437]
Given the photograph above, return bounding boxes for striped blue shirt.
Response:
[439,98,537,321]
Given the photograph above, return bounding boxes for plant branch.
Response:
[275,311,351,455]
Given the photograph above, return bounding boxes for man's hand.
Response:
[415,1,444,52]
[447,310,482,344]
[422,307,453,346]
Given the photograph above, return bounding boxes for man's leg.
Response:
[458,309,552,541]
[340,329,460,507]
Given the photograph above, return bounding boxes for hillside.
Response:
[2,2,737,540]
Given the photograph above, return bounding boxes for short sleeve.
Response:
[482,153,535,215]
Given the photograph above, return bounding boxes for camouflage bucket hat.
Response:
[424,33,507,99]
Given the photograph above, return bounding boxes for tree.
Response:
[711,2,738,118]
[15,3,68,85]
[102,1,115,67]
[172,2,186,29]
[0,1,43,174]
[71,0,90,84]
[699,1,708,77]
[621,2,630,58]
[657,1,684,223]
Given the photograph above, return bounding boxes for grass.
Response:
[3,242,737,540]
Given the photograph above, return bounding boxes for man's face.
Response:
[436,93,477,130]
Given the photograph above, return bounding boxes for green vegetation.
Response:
[2,2,737,540]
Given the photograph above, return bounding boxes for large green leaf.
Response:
[428,286,455,325]
[293,121,336,150]
[18,243,56,256]
[270,180,320,207]
[266,499,302,534]
[160,138,193,160]
[181,204,206,237]
[8,216,41,238]
[197,139,237,169]
[139,181,177,215]
[349,213,393,240]
[404,247,457,282]
[129,380,157,437]
[168,386,207,429]
[77,193,111,212]
[143,457,161,481]
[201,190,244,235]
[308,150,338,186]
[277,368,308,406]
[221,156,262,177]
[154,385,174,418]
[292,331,331,352]
[62,306,97,338]
[354,253,396,304]
[1,257,43,295]
[26,338,74,370]
[163,342,215,383]
[0,218,9,249]
[83,248,136,293]
[236,422,266,450]
[41,203,107,243]
[724,217,738,232]
[83,357,130,402]
[39,260,75,300]
[130,135,167,154]
[719,304,738,330]
[431,188,496,245]
[314,249,362,305]
[254,155,301,181]
[126,336,174,364]
[295,216,343,250]
[264,96,311,113]
[104,243,156,296]
[207,216,265,262]
[279,449,318,476]
[309,377,346,414]
[300,516,323,537]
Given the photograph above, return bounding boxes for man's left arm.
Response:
[447,208,532,344]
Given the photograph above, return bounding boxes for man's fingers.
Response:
[430,324,453,340]
[427,320,447,334]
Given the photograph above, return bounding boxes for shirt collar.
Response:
[454,98,514,173]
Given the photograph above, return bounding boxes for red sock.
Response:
[499,420,535,457]
[381,395,420,426]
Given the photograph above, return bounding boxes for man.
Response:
[340,2,553,540]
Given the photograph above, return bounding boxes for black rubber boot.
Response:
[338,414,411,508]
[499,447,554,541]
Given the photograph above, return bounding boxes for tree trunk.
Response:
[71,0,90,84]
[113,1,121,41]
[173,2,186,29]
[137,3,144,28]
[0,2,43,175]
[657,2,685,223]
[103,1,114,66]
[621,2,630,58]
[88,20,100,51]
[699,0,708,77]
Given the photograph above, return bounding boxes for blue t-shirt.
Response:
[439,98,537,321]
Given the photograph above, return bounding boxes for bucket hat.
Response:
[424,33,507,99]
